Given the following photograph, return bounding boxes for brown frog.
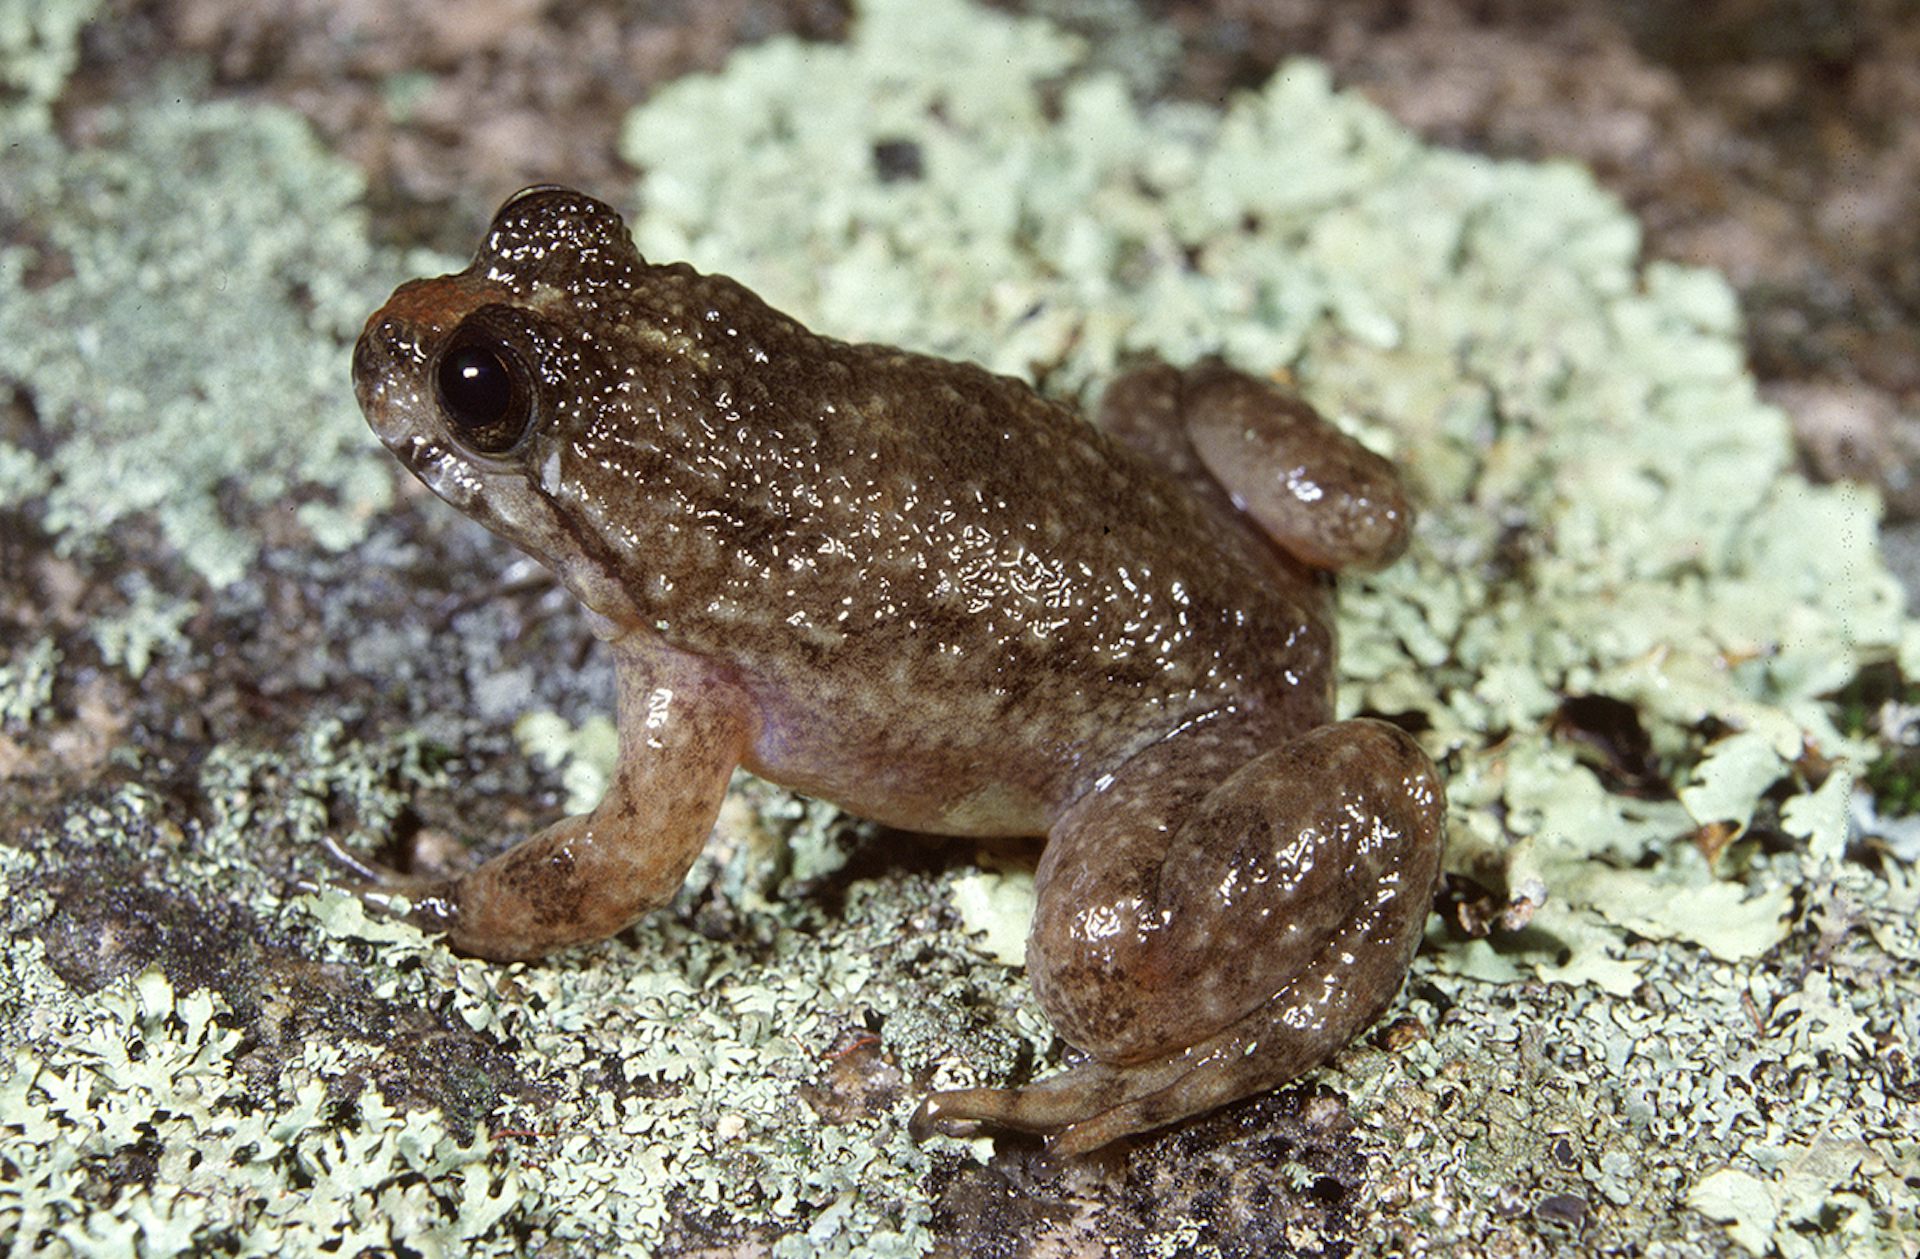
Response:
[351,186,1446,1155]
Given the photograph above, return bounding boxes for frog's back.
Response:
[561,266,1334,827]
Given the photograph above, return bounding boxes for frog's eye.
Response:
[435,320,537,457]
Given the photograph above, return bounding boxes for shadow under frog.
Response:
[350,186,1446,1156]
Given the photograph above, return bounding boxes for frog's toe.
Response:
[311,835,461,936]
[908,1092,985,1143]
[909,1082,1070,1148]
[317,833,397,883]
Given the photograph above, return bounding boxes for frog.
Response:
[350,185,1447,1156]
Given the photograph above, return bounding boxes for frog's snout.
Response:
[351,311,408,441]
[351,315,388,409]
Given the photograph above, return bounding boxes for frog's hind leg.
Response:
[1096,360,1235,515]
[913,717,1445,1155]
[1098,359,1414,572]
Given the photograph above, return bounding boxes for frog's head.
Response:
[352,185,654,628]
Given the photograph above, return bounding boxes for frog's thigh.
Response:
[1095,361,1219,501]
[921,718,1444,1153]
[1034,715,1444,1061]
[442,648,753,961]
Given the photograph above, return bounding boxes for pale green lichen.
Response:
[88,577,194,680]
[11,713,1026,1256]
[188,718,449,909]
[0,78,394,587]
[1342,863,1918,1255]
[948,864,1038,967]
[0,954,518,1255]
[288,846,1004,1258]
[513,710,617,815]
[1,792,524,1253]
[0,636,59,727]
[0,0,94,118]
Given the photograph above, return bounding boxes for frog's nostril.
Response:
[352,316,410,409]
[354,309,410,369]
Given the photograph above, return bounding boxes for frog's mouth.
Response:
[354,292,505,517]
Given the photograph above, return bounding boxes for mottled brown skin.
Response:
[351,186,1447,1155]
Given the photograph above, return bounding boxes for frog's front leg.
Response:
[397,645,755,962]
[913,717,1445,1155]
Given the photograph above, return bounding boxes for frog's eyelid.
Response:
[480,186,638,288]
[499,183,570,212]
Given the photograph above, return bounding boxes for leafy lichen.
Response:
[87,577,193,681]
[0,0,94,118]
[1345,862,1918,1255]
[0,637,59,728]
[0,946,518,1255]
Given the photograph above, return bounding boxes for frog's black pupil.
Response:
[439,344,512,433]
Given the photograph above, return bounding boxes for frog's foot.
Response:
[956,716,1445,1156]
[912,1054,1202,1157]
[911,1058,1141,1153]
